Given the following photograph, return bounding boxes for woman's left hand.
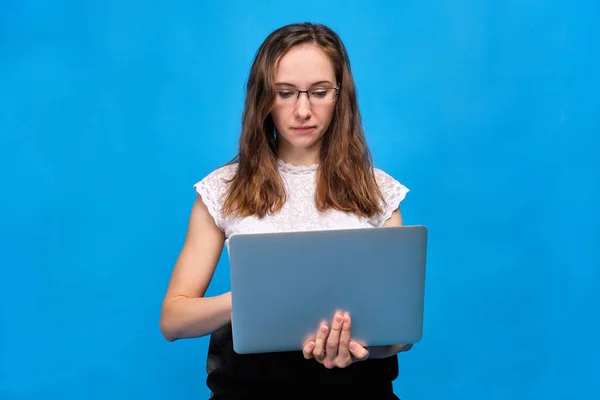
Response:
[302,311,369,369]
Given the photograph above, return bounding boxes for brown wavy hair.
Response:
[221,22,384,219]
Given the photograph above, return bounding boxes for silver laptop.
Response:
[228,225,428,354]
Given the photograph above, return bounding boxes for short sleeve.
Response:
[371,168,410,227]
[192,164,237,231]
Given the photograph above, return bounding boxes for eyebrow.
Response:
[275,80,334,87]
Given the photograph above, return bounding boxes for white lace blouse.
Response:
[194,160,409,247]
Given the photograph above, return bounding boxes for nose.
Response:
[294,93,312,119]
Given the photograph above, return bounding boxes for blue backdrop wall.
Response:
[1,1,598,399]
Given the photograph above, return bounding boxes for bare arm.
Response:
[159,195,231,342]
[368,207,413,358]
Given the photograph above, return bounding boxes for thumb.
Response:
[349,341,369,361]
[303,340,316,359]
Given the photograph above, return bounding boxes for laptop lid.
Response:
[228,225,428,354]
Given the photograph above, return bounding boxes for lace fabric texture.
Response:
[193,160,409,247]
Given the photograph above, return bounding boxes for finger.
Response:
[313,323,328,361]
[336,313,352,362]
[303,334,316,346]
[325,312,343,367]
[349,341,369,361]
[303,341,316,359]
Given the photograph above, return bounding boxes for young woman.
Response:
[160,22,413,399]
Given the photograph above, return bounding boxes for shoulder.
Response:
[373,168,401,187]
[373,168,409,202]
[370,168,410,226]
[193,163,238,195]
[192,163,238,230]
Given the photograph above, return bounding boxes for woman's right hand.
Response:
[159,195,230,341]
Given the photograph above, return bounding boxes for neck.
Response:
[276,139,321,166]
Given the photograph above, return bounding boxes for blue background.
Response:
[1,1,598,399]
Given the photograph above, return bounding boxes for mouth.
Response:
[290,126,317,134]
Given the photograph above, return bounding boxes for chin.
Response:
[285,129,324,145]
[288,137,323,151]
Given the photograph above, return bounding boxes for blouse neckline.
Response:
[277,159,319,175]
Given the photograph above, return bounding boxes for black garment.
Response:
[206,323,400,399]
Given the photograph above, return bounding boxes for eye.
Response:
[310,89,328,98]
[277,90,295,99]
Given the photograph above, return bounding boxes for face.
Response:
[270,44,337,163]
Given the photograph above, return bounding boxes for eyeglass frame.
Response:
[274,87,340,103]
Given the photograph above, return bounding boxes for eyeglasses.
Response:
[275,87,339,104]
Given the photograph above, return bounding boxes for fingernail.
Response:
[321,325,327,333]
[335,314,342,323]
[344,313,350,322]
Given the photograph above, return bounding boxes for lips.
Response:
[291,126,316,133]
